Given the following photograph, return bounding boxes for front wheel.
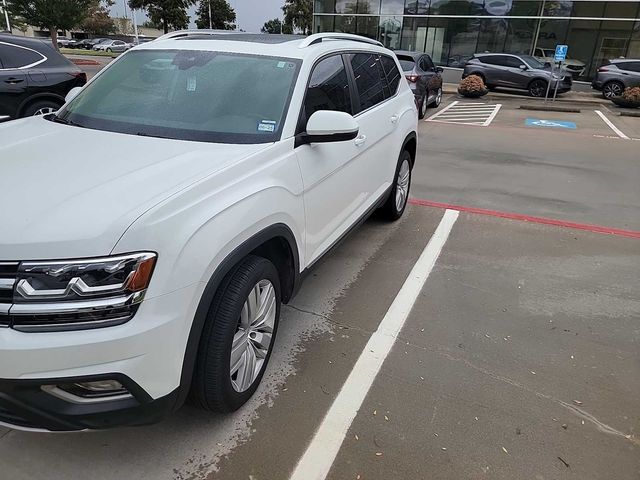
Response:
[380,150,412,221]
[429,87,443,108]
[22,100,61,117]
[418,94,428,119]
[529,79,548,97]
[191,255,281,412]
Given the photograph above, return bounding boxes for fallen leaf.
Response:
[573,400,583,406]
[581,420,585,425]
[475,417,479,421]
[375,452,383,457]
[384,416,389,421]
[530,371,536,375]
[420,376,425,380]
[355,434,359,441]
[357,475,361,480]
[441,447,447,451]
[373,410,377,415]
[434,433,438,437]
[562,424,568,430]
[502,447,508,454]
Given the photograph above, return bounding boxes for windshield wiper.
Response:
[49,115,85,128]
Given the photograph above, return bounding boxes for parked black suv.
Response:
[463,53,572,97]
[592,59,640,98]
[0,34,86,121]
[395,50,443,118]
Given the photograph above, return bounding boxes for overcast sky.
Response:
[109,0,285,33]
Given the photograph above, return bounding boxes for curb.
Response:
[69,58,100,66]
[442,84,608,106]
[619,110,640,117]
[518,105,581,113]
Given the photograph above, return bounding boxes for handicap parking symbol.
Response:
[525,118,577,129]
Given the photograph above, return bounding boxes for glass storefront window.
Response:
[404,0,429,15]
[379,16,403,49]
[543,1,572,17]
[357,15,381,38]
[629,22,640,58]
[604,2,640,19]
[401,17,430,51]
[335,14,357,32]
[336,0,357,13]
[571,2,605,18]
[314,15,336,33]
[564,19,600,78]
[429,0,485,16]
[504,18,538,54]
[477,18,508,53]
[381,0,405,14]
[592,20,635,73]
[315,0,336,13]
[357,0,381,14]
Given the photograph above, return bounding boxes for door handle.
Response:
[390,115,399,124]
[354,134,367,147]
[4,78,24,84]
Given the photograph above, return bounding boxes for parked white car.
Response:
[93,39,129,53]
[534,47,586,77]
[0,31,418,431]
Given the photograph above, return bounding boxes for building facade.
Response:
[313,1,640,79]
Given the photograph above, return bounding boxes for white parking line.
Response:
[594,110,629,139]
[426,102,502,126]
[289,209,459,480]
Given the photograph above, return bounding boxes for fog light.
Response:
[42,380,132,404]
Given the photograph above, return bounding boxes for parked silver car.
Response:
[592,59,640,98]
[463,53,573,97]
[93,39,129,53]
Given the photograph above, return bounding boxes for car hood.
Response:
[0,117,269,260]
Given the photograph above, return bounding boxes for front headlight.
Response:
[8,252,156,332]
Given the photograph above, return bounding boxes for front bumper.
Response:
[0,283,201,431]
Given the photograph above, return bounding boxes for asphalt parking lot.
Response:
[1,97,638,479]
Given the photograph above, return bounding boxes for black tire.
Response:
[428,87,442,108]
[380,149,412,221]
[602,81,624,99]
[192,255,281,412]
[529,79,548,97]
[418,94,427,119]
[106,48,112,53]
[21,100,61,117]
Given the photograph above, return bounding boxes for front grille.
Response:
[0,263,18,327]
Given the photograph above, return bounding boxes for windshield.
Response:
[56,50,301,144]
[521,55,545,69]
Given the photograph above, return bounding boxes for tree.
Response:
[81,0,116,35]
[128,0,195,34]
[261,18,292,35]
[6,0,92,49]
[195,0,235,30]
[281,0,312,36]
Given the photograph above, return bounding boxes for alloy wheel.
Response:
[230,279,276,393]
[434,87,442,107]
[529,80,547,97]
[420,95,427,117]
[33,107,57,116]
[603,82,623,98]
[395,159,410,212]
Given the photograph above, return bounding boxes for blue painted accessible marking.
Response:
[525,118,577,129]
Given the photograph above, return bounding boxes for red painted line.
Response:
[70,59,100,66]
[408,198,640,239]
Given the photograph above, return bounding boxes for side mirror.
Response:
[519,64,528,71]
[295,110,359,147]
[65,86,83,103]
[435,66,444,73]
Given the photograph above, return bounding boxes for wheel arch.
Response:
[402,131,418,168]
[174,223,300,409]
[18,93,65,117]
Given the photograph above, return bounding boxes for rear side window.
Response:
[480,55,506,66]
[350,53,388,112]
[0,42,45,69]
[421,55,435,71]
[619,61,640,72]
[380,55,401,96]
[304,54,353,121]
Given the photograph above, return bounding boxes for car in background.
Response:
[592,58,640,98]
[93,39,129,53]
[75,38,110,50]
[56,36,77,49]
[534,47,586,77]
[0,33,86,120]
[463,53,572,97]
[396,50,443,118]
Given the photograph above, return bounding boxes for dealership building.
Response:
[313,1,640,79]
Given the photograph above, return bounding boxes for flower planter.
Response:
[611,97,640,109]
[458,88,488,98]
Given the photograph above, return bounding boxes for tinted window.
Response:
[380,54,401,95]
[0,43,44,69]
[479,55,505,66]
[619,61,640,72]
[397,55,415,72]
[59,50,301,144]
[304,55,353,122]
[504,56,526,68]
[421,55,435,70]
[350,53,388,112]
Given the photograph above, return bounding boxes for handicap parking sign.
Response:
[554,45,568,62]
[525,118,577,129]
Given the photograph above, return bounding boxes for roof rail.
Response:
[154,29,242,41]
[298,33,383,49]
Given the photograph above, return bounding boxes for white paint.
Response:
[426,102,501,127]
[483,103,502,126]
[425,99,459,121]
[289,209,459,480]
[595,110,629,139]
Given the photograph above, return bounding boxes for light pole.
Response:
[2,0,11,32]
[208,0,213,29]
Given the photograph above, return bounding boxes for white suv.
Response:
[0,32,418,431]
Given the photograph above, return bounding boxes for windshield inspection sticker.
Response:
[258,120,277,133]
[186,77,197,92]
